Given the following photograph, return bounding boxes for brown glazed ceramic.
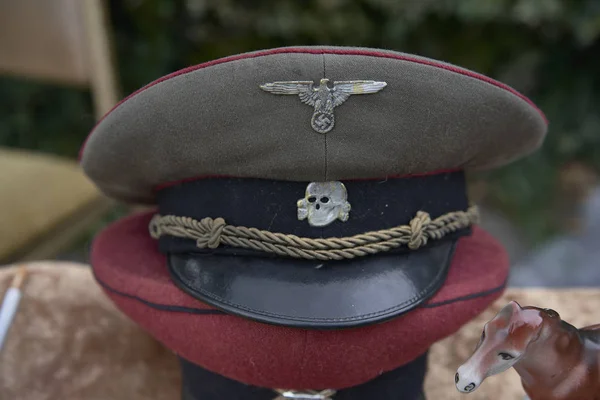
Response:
[456,301,600,400]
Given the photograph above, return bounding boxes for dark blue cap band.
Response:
[156,171,469,257]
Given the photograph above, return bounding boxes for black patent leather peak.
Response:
[168,241,456,329]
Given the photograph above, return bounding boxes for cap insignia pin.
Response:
[260,79,387,133]
[297,182,351,227]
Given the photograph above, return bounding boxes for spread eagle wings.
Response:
[330,80,387,107]
[259,81,319,106]
[259,80,387,107]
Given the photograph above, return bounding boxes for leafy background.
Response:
[2,0,600,244]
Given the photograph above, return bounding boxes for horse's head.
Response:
[455,301,553,393]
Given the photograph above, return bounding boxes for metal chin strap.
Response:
[273,389,337,399]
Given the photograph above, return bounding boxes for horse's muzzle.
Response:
[455,372,477,393]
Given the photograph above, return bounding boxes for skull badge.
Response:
[297,182,351,227]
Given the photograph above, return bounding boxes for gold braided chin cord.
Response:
[149,206,479,261]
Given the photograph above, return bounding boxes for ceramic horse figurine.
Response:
[455,301,600,400]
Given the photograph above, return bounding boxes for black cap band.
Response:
[156,171,469,257]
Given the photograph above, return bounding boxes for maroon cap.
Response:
[90,210,507,389]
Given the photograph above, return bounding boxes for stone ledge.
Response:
[1,263,597,399]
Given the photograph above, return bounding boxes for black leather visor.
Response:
[157,172,469,329]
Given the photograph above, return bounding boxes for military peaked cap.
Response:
[82,46,547,395]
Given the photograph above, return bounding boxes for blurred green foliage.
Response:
[1,0,600,243]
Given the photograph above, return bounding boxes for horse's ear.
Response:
[499,301,522,319]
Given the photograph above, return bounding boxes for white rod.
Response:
[0,288,22,351]
[0,267,27,352]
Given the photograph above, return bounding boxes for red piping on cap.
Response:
[79,47,548,161]
[152,168,463,192]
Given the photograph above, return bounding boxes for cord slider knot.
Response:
[408,211,431,250]
[196,217,226,249]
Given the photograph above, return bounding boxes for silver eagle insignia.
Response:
[260,79,387,133]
